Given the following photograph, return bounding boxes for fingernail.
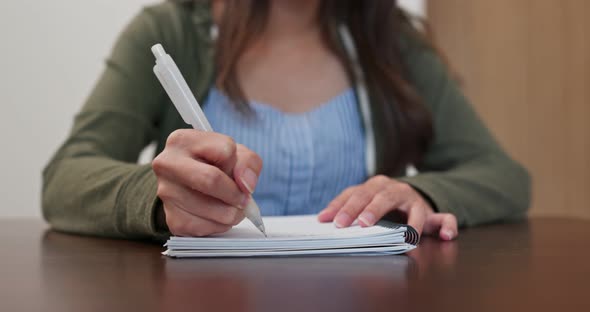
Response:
[318,210,333,222]
[358,212,376,226]
[334,213,352,228]
[240,168,258,194]
[317,210,331,222]
[442,230,454,240]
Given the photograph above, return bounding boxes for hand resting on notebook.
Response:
[152,129,263,237]
[317,175,458,241]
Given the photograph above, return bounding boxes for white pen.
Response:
[151,43,267,237]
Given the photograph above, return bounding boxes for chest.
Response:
[202,88,367,214]
[237,42,350,114]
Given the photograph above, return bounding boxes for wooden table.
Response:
[0,218,588,312]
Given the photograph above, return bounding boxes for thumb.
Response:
[423,213,458,241]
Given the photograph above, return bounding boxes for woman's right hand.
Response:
[152,129,263,237]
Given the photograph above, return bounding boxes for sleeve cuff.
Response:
[116,164,170,242]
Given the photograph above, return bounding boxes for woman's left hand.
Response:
[318,175,458,240]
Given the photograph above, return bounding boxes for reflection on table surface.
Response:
[0,218,588,311]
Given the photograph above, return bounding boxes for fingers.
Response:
[327,176,396,228]
[423,213,458,241]
[164,202,232,237]
[153,152,247,208]
[333,190,377,228]
[318,186,356,222]
[157,178,245,226]
[166,129,238,175]
[357,191,397,227]
[404,203,428,236]
[233,144,263,195]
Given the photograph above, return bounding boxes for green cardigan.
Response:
[42,2,530,241]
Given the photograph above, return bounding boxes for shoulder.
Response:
[119,1,211,53]
[396,10,444,78]
[139,1,205,26]
[395,10,457,110]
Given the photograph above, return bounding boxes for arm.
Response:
[398,34,531,227]
[42,7,170,240]
[318,30,530,237]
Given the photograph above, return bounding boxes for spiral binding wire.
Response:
[376,220,420,246]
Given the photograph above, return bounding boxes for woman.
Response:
[42,0,530,242]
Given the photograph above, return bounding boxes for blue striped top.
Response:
[203,87,367,216]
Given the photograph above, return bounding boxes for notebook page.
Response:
[165,245,415,258]
[173,215,404,240]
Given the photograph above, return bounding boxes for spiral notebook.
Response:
[163,215,419,258]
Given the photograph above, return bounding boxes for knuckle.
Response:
[374,191,394,204]
[372,175,390,184]
[151,153,169,175]
[350,191,372,205]
[397,182,413,193]
[218,135,237,159]
[166,129,189,147]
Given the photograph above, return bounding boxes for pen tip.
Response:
[257,225,267,237]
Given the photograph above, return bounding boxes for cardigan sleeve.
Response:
[41,5,180,241]
[397,33,531,227]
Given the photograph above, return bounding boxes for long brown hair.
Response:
[177,0,433,175]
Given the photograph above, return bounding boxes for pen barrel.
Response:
[152,47,213,132]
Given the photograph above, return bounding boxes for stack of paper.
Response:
[163,215,419,258]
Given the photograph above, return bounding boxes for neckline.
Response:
[211,87,355,117]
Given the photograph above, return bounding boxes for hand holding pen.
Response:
[151,44,267,237]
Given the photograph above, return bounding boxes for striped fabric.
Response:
[203,87,367,216]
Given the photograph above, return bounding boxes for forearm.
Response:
[399,153,531,227]
[42,156,168,241]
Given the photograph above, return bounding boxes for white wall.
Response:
[398,0,427,18]
[0,0,425,219]
[0,0,157,218]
